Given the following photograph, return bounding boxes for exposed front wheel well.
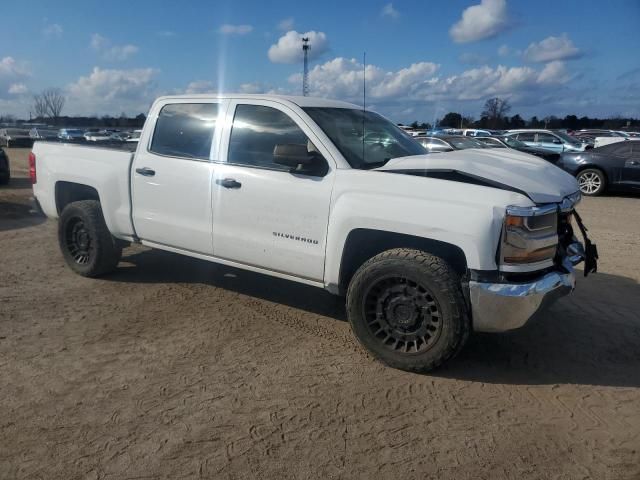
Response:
[55,181,100,214]
[338,229,468,294]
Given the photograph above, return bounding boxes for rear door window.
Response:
[516,132,535,142]
[537,133,560,144]
[150,103,218,160]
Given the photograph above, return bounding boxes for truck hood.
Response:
[376,148,579,204]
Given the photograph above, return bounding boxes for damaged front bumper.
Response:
[469,243,587,333]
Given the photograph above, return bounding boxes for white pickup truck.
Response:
[30,94,598,372]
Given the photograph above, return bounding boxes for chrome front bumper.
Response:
[469,255,580,332]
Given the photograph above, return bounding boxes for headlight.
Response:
[500,205,558,270]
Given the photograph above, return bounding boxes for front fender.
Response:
[323,171,532,288]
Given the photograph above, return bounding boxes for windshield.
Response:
[303,107,426,169]
[502,136,528,148]
[448,137,488,149]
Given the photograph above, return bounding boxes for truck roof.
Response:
[153,94,360,110]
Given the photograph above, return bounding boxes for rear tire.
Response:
[577,168,606,196]
[58,200,122,277]
[346,248,470,373]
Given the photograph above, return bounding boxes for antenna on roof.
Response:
[362,51,366,164]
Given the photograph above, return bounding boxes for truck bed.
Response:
[31,141,137,239]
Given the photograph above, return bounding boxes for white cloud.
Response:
[289,56,574,106]
[184,80,216,94]
[0,57,30,98]
[498,44,510,56]
[8,83,27,94]
[277,18,295,31]
[238,82,264,94]
[157,30,176,37]
[537,61,571,84]
[523,34,581,63]
[268,30,329,64]
[218,24,253,35]
[42,23,63,38]
[450,0,509,43]
[90,34,139,61]
[90,33,108,50]
[381,3,400,18]
[66,67,158,115]
[289,57,439,100]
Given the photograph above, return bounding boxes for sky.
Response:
[1,0,639,123]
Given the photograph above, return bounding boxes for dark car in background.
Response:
[415,135,489,153]
[557,141,640,196]
[476,135,560,163]
[0,147,10,185]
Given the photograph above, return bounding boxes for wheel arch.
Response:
[55,181,101,215]
[336,228,468,295]
[575,164,608,182]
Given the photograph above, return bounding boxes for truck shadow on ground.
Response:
[0,201,46,232]
[112,248,640,388]
[113,247,347,321]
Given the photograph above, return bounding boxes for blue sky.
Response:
[1,0,639,122]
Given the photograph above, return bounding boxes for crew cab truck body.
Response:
[31,94,595,372]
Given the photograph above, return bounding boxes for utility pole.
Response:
[302,37,310,96]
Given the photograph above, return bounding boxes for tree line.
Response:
[0,88,146,129]
[403,97,640,131]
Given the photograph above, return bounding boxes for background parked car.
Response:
[126,129,142,143]
[461,128,492,137]
[415,135,489,152]
[58,129,86,141]
[556,140,640,196]
[109,132,131,142]
[0,147,10,185]
[475,135,560,163]
[0,128,33,147]
[505,129,585,153]
[85,130,112,142]
[29,127,59,140]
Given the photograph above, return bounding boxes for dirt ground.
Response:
[1,147,639,480]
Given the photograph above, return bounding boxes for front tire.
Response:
[577,168,606,196]
[346,248,470,373]
[58,200,122,277]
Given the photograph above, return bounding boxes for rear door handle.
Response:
[135,167,155,177]
[216,178,242,189]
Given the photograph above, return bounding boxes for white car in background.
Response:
[126,130,142,143]
[85,131,113,142]
[461,129,492,137]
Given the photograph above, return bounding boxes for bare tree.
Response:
[33,88,65,122]
[33,94,48,119]
[481,97,511,129]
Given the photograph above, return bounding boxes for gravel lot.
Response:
[1,148,639,479]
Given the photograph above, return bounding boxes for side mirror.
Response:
[273,144,327,176]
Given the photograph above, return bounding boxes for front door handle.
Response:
[135,167,155,177]
[216,178,242,189]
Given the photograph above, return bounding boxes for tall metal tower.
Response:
[302,37,310,96]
